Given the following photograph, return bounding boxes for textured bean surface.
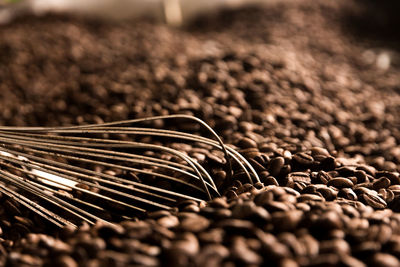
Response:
[1,0,400,266]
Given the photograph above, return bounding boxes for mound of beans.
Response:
[1,0,400,266]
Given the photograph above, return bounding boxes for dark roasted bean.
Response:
[179,214,210,232]
[367,253,400,267]
[362,193,387,209]
[237,137,258,149]
[269,157,285,177]
[316,171,332,184]
[338,188,358,201]
[287,172,311,184]
[327,177,354,189]
[292,152,314,166]
[373,177,391,190]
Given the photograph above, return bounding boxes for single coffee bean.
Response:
[254,190,274,206]
[311,147,330,157]
[157,215,179,229]
[378,188,395,203]
[292,152,314,166]
[198,228,224,244]
[237,137,258,149]
[319,157,336,171]
[278,232,306,257]
[269,157,285,177]
[271,210,302,232]
[373,177,391,190]
[340,255,366,267]
[297,194,324,202]
[327,177,354,189]
[316,171,331,184]
[362,193,387,209]
[338,188,357,201]
[231,236,262,265]
[287,172,311,185]
[319,239,350,255]
[376,171,400,185]
[336,166,356,176]
[367,253,400,267]
[354,170,369,183]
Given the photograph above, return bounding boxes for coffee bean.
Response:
[327,177,354,189]
[298,234,319,257]
[264,201,291,212]
[311,147,330,157]
[376,172,400,185]
[367,253,400,267]
[216,219,254,234]
[269,157,285,177]
[195,244,229,267]
[172,232,199,256]
[292,152,314,166]
[316,171,332,184]
[373,177,391,190]
[287,172,311,185]
[278,232,306,257]
[306,253,340,266]
[237,137,258,149]
[378,188,395,203]
[362,193,387,209]
[240,148,262,159]
[319,157,336,171]
[158,215,179,229]
[354,170,369,183]
[271,210,302,232]
[198,228,224,244]
[297,194,324,202]
[319,239,350,255]
[208,197,229,209]
[231,236,262,265]
[55,255,78,267]
[340,255,366,267]
[255,230,291,260]
[180,214,210,232]
[254,190,274,206]
[338,188,358,201]
[279,258,299,267]
[148,210,171,219]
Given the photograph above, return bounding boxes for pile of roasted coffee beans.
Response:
[1,0,400,266]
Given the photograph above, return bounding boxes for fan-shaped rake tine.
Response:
[0,140,210,199]
[0,114,260,184]
[0,132,213,190]
[0,155,160,214]
[0,169,107,226]
[0,148,204,211]
[0,145,205,203]
[0,178,74,228]
[0,133,219,197]
[29,128,260,184]
[0,114,233,178]
[0,157,187,226]
[0,135,217,199]
[2,131,195,172]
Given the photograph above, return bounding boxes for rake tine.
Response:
[0,114,258,228]
[0,136,218,198]
[0,151,199,209]
[0,180,73,228]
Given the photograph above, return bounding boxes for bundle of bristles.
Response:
[0,115,259,228]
